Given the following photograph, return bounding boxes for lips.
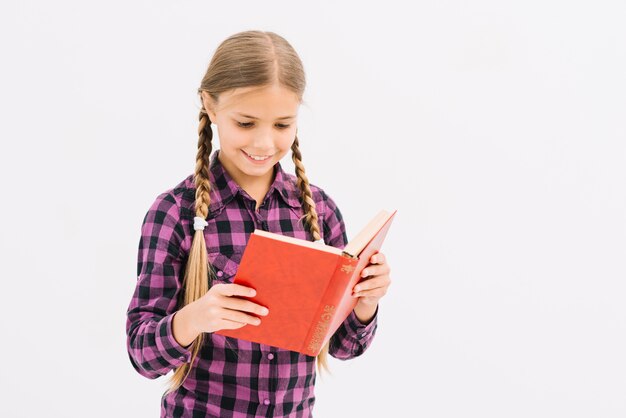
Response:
[242,150,272,162]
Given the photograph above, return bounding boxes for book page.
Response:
[252,230,343,255]
[342,210,393,257]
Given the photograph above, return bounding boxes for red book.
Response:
[215,209,397,356]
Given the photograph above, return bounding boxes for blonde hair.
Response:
[165,30,330,395]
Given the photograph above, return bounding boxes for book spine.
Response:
[301,255,359,356]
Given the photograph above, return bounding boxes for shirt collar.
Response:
[207,149,302,217]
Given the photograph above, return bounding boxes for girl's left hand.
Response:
[352,252,391,308]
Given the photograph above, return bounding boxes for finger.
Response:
[220,307,262,326]
[218,319,248,330]
[353,278,388,293]
[370,252,386,264]
[221,297,269,316]
[215,283,257,298]
[353,288,387,298]
[360,264,390,278]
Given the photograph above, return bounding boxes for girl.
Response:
[126,30,392,418]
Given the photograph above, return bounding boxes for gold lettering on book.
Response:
[341,264,355,274]
[308,304,336,352]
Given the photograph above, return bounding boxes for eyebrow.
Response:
[235,112,295,120]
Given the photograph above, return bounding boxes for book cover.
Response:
[215,209,397,356]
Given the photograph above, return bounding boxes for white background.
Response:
[1,1,625,417]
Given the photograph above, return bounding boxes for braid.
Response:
[291,136,331,373]
[165,109,215,394]
[193,110,213,232]
[291,136,321,241]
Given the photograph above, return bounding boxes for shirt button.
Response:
[263,399,270,406]
[359,332,367,338]
[216,270,223,277]
[179,356,186,361]
[267,353,274,360]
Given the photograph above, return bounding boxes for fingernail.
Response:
[354,286,361,292]
[261,308,269,315]
[361,269,368,277]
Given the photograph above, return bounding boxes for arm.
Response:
[125,192,194,379]
[319,189,379,360]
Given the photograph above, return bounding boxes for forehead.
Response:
[217,85,300,117]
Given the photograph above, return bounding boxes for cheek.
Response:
[216,125,247,147]
[279,128,297,148]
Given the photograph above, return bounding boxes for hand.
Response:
[187,283,270,334]
[352,252,391,314]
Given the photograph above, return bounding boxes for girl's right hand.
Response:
[187,283,269,334]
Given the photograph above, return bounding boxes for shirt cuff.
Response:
[345,305,379,339]
[155,312,193,365]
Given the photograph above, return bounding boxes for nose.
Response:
[250,126,275,152]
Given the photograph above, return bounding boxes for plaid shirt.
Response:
[126,149,378,417]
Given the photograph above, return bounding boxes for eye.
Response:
[236,121,291,129]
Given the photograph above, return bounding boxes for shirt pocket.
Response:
[207,251,242,285]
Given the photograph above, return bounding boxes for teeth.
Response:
[245,151,271,161]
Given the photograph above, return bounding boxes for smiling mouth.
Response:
[242,150,273,161]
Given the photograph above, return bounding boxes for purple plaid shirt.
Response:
[126,150,378,417]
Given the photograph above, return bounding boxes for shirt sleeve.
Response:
[125,192,193,379]
[320,189,379,360]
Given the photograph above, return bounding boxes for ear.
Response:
[200,91,218,123]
